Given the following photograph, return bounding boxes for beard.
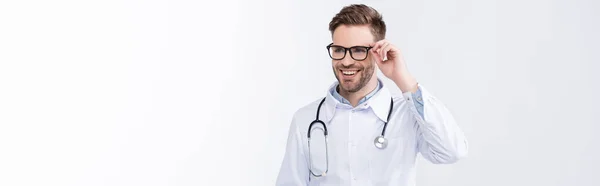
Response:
[333,61,375,93]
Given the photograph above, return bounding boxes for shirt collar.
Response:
[330,78,382,105]
[322,78,392,124]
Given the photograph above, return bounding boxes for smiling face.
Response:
[331,24,377,93]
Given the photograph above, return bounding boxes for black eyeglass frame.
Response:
[326,43,373,61]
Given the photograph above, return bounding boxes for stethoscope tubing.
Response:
[309,97,393,138]
[307,96,394,177]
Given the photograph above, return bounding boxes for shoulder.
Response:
[288,97,325,136]
[291,97,324,123]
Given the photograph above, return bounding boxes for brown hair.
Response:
[329,4,386,41]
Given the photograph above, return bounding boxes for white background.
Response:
[1,0,598,185]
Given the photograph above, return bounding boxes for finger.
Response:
[382,44,394,61]
[380,42,390,61]
[385,44,400,59]
[375,52,387,68]
[385,43,392,59]
[370,39,385,47]
[370,40,386,51]
[370,40,388,62]
[370,48,381,63]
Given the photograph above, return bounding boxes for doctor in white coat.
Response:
[276,4,468,186]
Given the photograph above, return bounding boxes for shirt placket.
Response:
[348,107,359,185]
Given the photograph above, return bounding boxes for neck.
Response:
[338,77,378,107]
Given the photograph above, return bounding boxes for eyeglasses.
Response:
[326,43,373,61]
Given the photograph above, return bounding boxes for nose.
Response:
[340,51,355,67]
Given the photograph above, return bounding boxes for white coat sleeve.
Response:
[275,114,309,185]
[404,84,469,164]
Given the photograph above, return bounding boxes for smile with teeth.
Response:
[342,70,358,75]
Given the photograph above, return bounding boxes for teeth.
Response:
[342,70,357,75]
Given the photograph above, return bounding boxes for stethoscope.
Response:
[307,97,394,177]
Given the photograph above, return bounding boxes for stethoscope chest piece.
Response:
[374,135,387,149]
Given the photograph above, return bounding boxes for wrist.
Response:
[392,71,418,93]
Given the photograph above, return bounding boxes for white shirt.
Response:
[276,81,469,186]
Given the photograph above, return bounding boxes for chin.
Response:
[339,81,360,92]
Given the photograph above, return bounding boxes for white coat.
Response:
[276,80,468,186]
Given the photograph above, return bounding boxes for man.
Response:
[276,4,468,186]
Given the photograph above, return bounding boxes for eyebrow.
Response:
[330,44,371,48]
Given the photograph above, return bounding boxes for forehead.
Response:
[332,25,374,47]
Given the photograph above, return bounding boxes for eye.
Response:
[351,47,367,53]
[332,47,345,53]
